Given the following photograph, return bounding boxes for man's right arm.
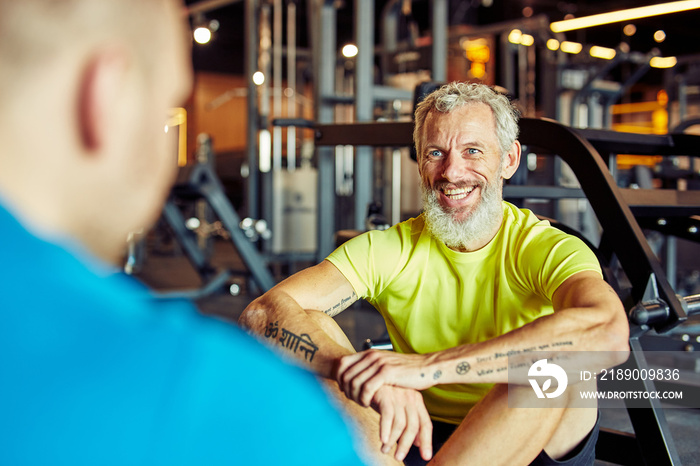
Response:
[240,259,435,463]
[238,260,359,379]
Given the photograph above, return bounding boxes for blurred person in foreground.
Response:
[0,1,365,464]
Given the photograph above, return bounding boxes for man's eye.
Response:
[428,150,442,157]
[467,148,480,155]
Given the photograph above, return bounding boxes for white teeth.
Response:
[442,186,475,199]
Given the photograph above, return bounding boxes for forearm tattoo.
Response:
[264,321,318,362]
[456,340,574,378]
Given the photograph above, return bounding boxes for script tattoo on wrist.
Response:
[474,341,575,377]
[491,341,574,360]
[433,370,442,380]
[323,291,358,317]
[263,321,318,362]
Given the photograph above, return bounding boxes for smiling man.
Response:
[240,82,629,465]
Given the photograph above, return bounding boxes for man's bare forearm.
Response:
[337,272,630,407]
[423,307,627,386]
[239,289,357,378]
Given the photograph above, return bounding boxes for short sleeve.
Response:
[326,223,412,302]
[516,223,602,301]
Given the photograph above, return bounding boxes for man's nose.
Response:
[441,151,467,182]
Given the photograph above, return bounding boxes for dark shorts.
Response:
[404,413,600,466]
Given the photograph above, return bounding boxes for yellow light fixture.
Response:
[465,38,490,62]
[590,45,617,60]
[654,30,666,42]
[551,0,700,32]
[650,56,677,68]
[560,41,583,54]
[508,29,523,44]
[546,38,560,51]
[520,34,535,46]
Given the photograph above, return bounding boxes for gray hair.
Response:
[413,82,520,159]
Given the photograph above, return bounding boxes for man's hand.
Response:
[372,385,433,462]
[336,350,435,407]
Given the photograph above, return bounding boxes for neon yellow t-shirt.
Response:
[326,201,602,424]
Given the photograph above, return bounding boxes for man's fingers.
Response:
[417,407,434,461]
[358,372,384,407]
[378,400,394,452]
[335,353,364,384]
[394,407,419,461]
[347,365,380,405]
[337,351,391,405]
[385,404,406,452]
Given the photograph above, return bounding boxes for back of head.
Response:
[413,82,520,158]
[0,0,175,104]
[0,0,192,263]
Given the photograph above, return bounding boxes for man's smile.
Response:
[441,185,476,201]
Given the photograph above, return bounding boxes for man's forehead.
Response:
[423,103,497,139]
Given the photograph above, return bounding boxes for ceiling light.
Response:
[508,29,523,44]
[560,41,583,54]
[590,45,617,60]
[623,24,637,36]
[520,34,535,46]
[546,38,560,51]
[193,26,212,44]
[192,14,218,45]
[252,71,265,85]
[654,30,666,42]
[342,44,358,58]
[551,0,700,32]
[650,56,677,68]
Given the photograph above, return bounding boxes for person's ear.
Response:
[77,49,128,152]
[501,140,521,180]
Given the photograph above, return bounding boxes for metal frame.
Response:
[309,0,449,260]
[164,162,276,294]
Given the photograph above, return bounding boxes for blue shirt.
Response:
[0,202,363,465]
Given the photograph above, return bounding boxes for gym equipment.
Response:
[161,136,276,298]
[315,116,700,465]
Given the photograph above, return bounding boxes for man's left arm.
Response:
[336,270,630,407]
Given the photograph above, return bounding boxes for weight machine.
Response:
[160,135,276,298]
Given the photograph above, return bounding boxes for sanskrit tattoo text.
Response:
[264,321,318,362]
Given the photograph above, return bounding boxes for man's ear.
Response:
[77,49,128,152]
[501,140,522,180]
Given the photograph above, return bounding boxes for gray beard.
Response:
[421,176,504,250]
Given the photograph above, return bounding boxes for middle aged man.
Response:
[240,82,629,465]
